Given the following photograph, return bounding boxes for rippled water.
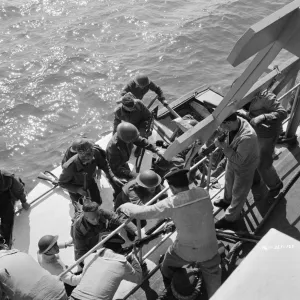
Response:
[0,0,292,190]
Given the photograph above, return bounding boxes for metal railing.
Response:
[59,147,222,279]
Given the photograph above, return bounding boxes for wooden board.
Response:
[228,0,300,67]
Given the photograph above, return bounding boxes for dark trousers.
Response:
[0,191,15,246]
[69,179,102,207]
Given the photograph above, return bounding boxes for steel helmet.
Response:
[38,235,58,254]
[136,170,161,188]
[135,74,150,87]
[117,122,139,143]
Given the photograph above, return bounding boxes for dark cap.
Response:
[76,139,94,154]
[135,74,150,87]
[71,138,89,152]
[116,92,136,108]
[164,168,189,187]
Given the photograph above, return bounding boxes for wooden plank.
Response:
[163,12,300,160]
[228,1,300,67]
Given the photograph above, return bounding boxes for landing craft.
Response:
[11,0,300,299]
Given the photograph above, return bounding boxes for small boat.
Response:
[11,0,300,299]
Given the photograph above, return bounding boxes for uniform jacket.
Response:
[0,249,67,300]
[61,146,76,166]
[0,170,26,204]
[58,146,114,194]
[248,90,287,138]
[120,79,163,100]
[106,133,157,179]
[71,248,142,300]
[119,187,219,262]
[114,179,167,210]
[223,117,259,171]
[71,208,137,260]
[113,100,152,135]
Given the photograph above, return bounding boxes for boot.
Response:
[268,181,283,198]
[215,217,236,230]
[214,198,230,209]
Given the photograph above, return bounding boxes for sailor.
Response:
[37,235,81,295]
[106,122,164,185]
[71,201,137,262]
[58,139,124,207]
[214,113,259,229]
[118,168,221,299]
[0,234,68,300]
[248,89,287,197]
[114,92,152,138]
[70,245,142,300]
[120,74,167,105]
[0,169,30,246]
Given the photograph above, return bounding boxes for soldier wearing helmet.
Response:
[114,170,167,227]
[59,139,124,208]
[37,235,80,295]
[114,92,152,138]
[120,74,167,105]
[106,123,165,192]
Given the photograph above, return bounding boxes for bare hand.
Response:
[250,115,266,126]
[95,169,102,179]
[156,148,165,158]
[22,202,30,210]
[112,177,125,188]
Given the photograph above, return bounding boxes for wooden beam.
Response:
[272,60,300,96]
[163,10,300,160]
[228,1,300,67]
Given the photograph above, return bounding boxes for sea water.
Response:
[0,0,292,190]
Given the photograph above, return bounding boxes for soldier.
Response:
[37,235,80,295]
[0,234,68,300]
[248,89,287,197]
[214,113,259,229]
[0,169,30,246]
[61,138,86,166]
[106,122,164,186]
[114,92,152,138]
[71,201,137,262]
[70,245,142,300]
[120,74,167,105]
[58,139,124,207]
[114,170,167,227]
[118,169,221,299]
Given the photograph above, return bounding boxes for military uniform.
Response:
[0,170,27,245]
[113,100,152,137]
[121,79,164,100]
[61,146,76,166]
[58,145,115,206]
[106,133,158,181]
[71,208,137,260]
[222,118,260,221]
[114,179,166,210]
[248,90,287,191]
